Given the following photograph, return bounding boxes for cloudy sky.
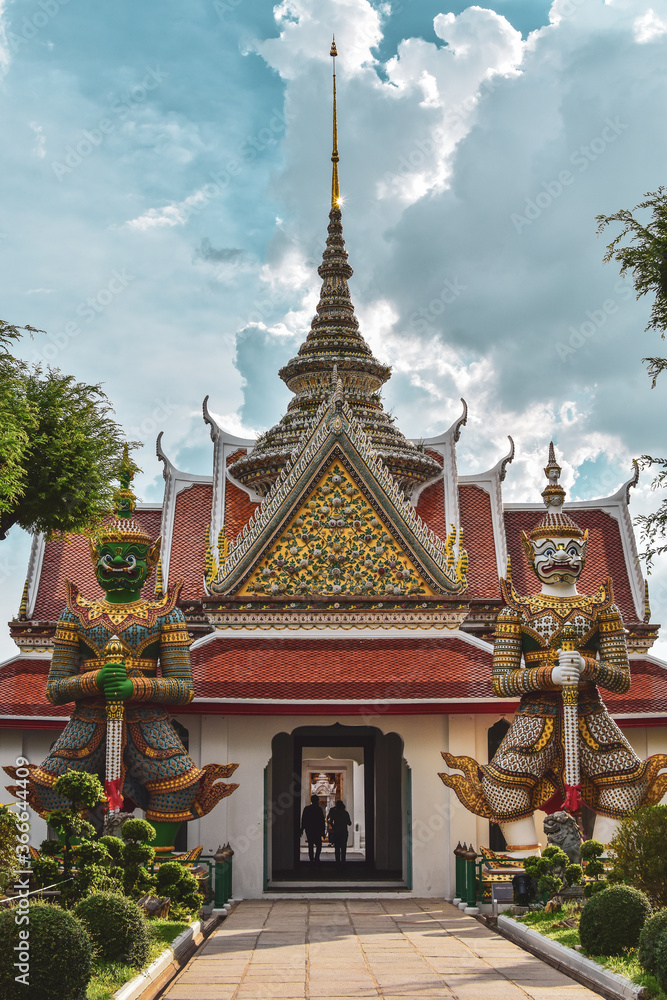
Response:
[2,0,667,659]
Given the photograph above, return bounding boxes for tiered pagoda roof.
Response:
[1,42,663,731]
[228,43,441,497]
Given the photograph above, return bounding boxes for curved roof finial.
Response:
[330,36,340,209]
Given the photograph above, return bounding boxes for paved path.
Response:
[162,899,599,1000]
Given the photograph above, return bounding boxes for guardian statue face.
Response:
[531,535,587,586]
[94,539,158,596]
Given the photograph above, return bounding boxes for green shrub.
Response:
[75,891,150,967]
[542,845,569,867]
[98,834,124,860]
[580,884,652,955]
[0,901,92,1000]
[39,838,62,857]
[608,806,667,908]
[584,879,608,899]
[31,854,62,889]
[656,931,667,992]
[156,861,203,919]
[120,819,156,898]
[524,847,580,899]
[580,839,605,862]
[638,910,667,975]
[565,864,583,886]
[121,818,156,843]
[0,805,20,892]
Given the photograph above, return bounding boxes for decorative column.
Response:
[453,841,466,905]
[463,844,479,914]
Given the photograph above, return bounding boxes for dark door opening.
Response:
[267,723,408,888]
[488,718,510,852]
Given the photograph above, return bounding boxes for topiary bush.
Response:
[523,847,581,899]
[120,818,157,899]
[584,879,608,899]
[75,891,150,967]
[155,860,203,919]
[0,901,92,1000]
[580,884,652,955]
[638,910,667,975]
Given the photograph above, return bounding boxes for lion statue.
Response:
[543,810,583,863]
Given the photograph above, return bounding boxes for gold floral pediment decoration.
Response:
[238,458,437,599]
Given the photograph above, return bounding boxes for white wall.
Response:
[195,712,452,899]
[5,713,666,896]
[0,728,56,848]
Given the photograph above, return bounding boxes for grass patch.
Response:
[86,919,190,1000]
[513,907,667,1000]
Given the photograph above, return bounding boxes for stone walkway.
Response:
[162,899,600,1000]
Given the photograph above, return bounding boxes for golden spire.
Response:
[330,36,340,209]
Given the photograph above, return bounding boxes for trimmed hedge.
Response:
[638,910,667,976]
[580,884,652,956]
[0,901,92,1000]
[74,891,150,967]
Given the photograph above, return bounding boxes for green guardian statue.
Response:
[6,451,238,851]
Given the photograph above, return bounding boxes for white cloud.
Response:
[253,0,383,79]
[125,188,210,230]
[634,8,667,42]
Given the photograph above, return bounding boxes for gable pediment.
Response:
[208,396,467,598]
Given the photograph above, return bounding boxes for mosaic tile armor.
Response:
[441,444,667,830]
[477,580,664,819]
[24,582,238,822]
[6,451,238,829]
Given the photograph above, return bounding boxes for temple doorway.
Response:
[266,723,411,890]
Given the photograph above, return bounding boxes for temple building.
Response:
[2,46,667,898]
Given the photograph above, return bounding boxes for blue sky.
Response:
[2,0,667,659]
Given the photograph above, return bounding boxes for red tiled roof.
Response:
[0,658,68,718]
[224,478,259,544]
[190,636,494,701]
[416,479,447,540]
[31,508,162,622]
[505,508,638,623]
[2,649,667,721]
[168,483,212,600]
[460,485,500,600]
[606,657,667,715]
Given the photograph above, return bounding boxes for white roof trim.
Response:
[459,436,515,579]
[156,432,212,587]
[191,625,494,651]
[24,532,46,619]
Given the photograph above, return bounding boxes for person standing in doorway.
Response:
[300,794,326,862]
[328,799,351,863]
